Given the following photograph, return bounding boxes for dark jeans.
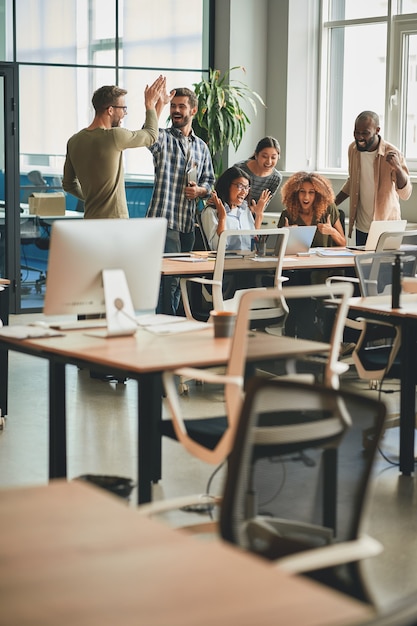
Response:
[356,229,368,246]
[157,228,195,316]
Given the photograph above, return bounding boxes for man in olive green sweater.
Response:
[63,76,166,219]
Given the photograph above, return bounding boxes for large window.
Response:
[0,0,211,312]
[319,0,417,173]
[12,0,210,180]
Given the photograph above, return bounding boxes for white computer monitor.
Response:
[43,217,167,336]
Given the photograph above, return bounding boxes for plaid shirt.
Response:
[146,127,215,233]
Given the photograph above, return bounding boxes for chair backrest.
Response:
[220,376,386,601]
[227,281,353,420]
[375,229,417,252]
[338,207,346,235]
[195,210,210,251]
[162,281,352,466]
[354,250,417,297]
[211,227,289,311]
[21,170,47,204]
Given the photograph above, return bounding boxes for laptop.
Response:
[273,225,317,256]
[347,220,407,251]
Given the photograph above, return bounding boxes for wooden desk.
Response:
[0,326,329,504]
[161,251,356,277]
[349,293,417,475]
[0,480,373,626]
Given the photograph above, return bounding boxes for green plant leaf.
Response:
[192,66,265,177]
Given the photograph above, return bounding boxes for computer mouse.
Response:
[30,320,50,329]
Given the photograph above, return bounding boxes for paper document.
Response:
[141,318,211,335]
[0,325,65,340]
[315,248,354,257]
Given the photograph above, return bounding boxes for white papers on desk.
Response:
[137,314,210,335]
[171,257,208,262]
[250,257,278,262]
[315,248,354,257]
[0,325,65,340]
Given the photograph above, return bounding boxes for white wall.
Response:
[214,0,268,165]
[213,0,417,220]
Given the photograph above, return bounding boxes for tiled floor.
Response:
[1,313,417,615]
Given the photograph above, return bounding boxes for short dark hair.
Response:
[171,87,198,109]
[92,86,127,112]
[355,110,380,127]
[214,166,251,204]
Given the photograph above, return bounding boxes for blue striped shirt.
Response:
[146,127,215,233]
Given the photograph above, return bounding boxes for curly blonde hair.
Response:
[280,171,335,222]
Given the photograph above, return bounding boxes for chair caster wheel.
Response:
[179,383,189,395]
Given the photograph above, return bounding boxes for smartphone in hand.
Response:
[187,167,197,185]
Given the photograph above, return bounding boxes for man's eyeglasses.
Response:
[231,182,250,192]
[110,105,128,113]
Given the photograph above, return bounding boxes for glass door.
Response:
[0,64,20,315]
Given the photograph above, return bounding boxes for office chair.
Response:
[160,282,353,469]
[140,376,386,606]
[351,249,417,380]
[20,216,47,294]
[219,377,386,604]
[343,250,417,448]
[177,227,289,395]
[20,170,48,204]
[180,227,290,328]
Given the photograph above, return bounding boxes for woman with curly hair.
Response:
[278,172,346,339]
[278,171,346,247]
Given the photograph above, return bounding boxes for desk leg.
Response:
[0,287,9,417]
[137,373,163,504]
[399,319,416,476]
[323,448,337,533]
[49,360,67,479]
[0,345,8,418]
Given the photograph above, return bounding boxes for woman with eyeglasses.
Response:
[201,166,271,251]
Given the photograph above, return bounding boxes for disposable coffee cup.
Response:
[210,310,237,338]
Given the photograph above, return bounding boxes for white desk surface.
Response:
[0,480,373,626]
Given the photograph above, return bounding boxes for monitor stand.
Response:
[86,269,138,338]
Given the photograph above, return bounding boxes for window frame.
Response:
[318,0,417,175]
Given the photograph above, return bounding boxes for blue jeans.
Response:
[158,228,195,315]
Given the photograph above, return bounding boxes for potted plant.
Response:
[192,66,265,177]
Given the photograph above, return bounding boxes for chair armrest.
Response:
[166,368,243,388]
[180,276,222,320]
[355,317,400,330]
[275,535,383,574]
[326,276,359,285]
[137,494,221,517]
[181,276,222,287]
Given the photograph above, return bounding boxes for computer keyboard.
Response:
[49,319,108,330]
